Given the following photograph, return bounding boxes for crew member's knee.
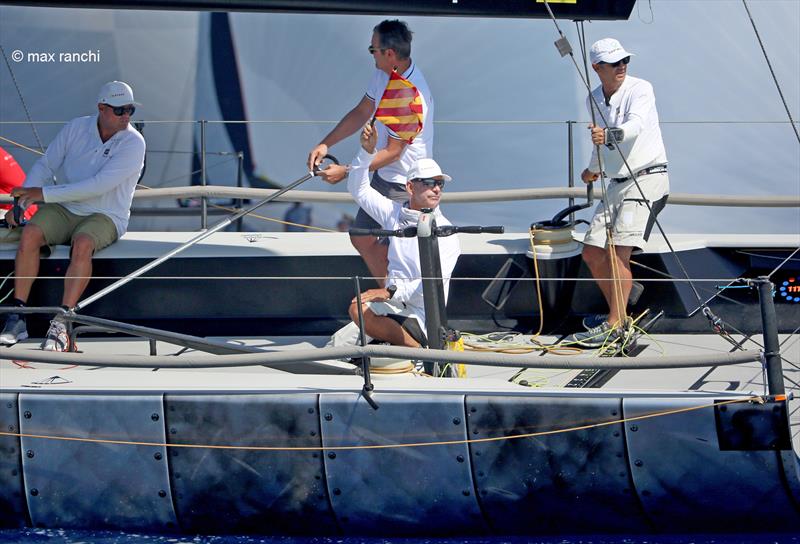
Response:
[349,302,372,325]
[350,235,377,254]
[17,225,46,254]
[70,234,96,262]
[582,243,605,266]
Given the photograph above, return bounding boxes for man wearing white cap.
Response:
[0,81,145,351]
[331,122,460,348]
[567,38,669,348]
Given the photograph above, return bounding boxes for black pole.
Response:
[354,276,378,410]
[757,277,784,396]
[235,151,244,232]
[416,210,449,376]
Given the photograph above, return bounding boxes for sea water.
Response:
[1,531,799,544]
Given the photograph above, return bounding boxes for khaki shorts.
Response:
[583,172,669,250]
[28,203,118,253]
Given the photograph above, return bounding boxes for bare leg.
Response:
[62,234,96,308]
[13,225,47,303]
[348,302,420,348]
[350,236,389,287]
[582,244,633,327]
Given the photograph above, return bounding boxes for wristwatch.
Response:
[386,285,397,299]
[604,127,624,149]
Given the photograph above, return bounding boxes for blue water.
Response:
[1,531,799,544]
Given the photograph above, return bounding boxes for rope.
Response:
[0,44,45,154]
[0,396,766,452]
[768,247,800,279]
[741,0,800,146]
[0,135,44,156]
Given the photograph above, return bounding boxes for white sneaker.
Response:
[0,313,28,345]
[41,318,69,352]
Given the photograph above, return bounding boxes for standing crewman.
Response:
[306,19,434,286]
[566,38,669,347]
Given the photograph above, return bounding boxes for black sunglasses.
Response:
[368,45,388,54]
[413,177,446,188]
[600,56,630,68]
[107,105,135,117]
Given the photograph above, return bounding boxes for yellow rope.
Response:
[528,228,546,338]
[0,396,766,452]
[0,135,44,156]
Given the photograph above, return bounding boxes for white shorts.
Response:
[582,172,669,250]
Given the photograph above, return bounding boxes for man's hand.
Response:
[589,124,606,146]
[360,122,377,154]
[581,168,599,184]
[307,143,329,172]
[3,208,18,228]
[352,287,391,305]
[10,187,42,210]
[318,164,348,184]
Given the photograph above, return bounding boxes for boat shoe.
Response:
[41,317,69,352]
[581,282,645,331]
[564,321,621,348]
[0,313,29,345]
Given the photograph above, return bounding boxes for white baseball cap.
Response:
[97,81,139,107]
[407,158,452,183]
[590,38,634,65]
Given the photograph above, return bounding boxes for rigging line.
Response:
[0,44,45,154]
[0,396,764,452]
[768,246,800,279]
[0,135,44,156]
[780,325,800,349]
[741,0,800,146]
[541,2,708,315]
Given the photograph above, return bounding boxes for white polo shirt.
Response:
[365,62,434,185]
[24,115,146,237]
[586,75,668,178]
[348,148,460,329]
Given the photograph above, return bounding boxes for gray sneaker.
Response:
[0,313,28,345]
[41,318,69,352]
[564,321,620,348]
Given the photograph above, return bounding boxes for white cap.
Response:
[590,38,634,65]
[407,158,452,183]
[97,81,139,107]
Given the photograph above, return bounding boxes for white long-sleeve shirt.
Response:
[586,75,667,178]
[24,115,146,237]
[348,148,461,328]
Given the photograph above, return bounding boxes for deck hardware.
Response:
[23,411,31,419]
[26,450,34,458]
[30,489,38,496]
[352,276,378,411]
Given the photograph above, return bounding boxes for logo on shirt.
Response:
[103,149,110,157]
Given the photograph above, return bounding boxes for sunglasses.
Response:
[413,177,446,188]
[107,105,136,117]
[368,45,388,54]
[600,56,630,68]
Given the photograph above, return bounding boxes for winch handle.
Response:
[12,197,23,225]
[349,226,418,238]
[312,154,340,175]
[436,225,504,236]
[550,202,591,225]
